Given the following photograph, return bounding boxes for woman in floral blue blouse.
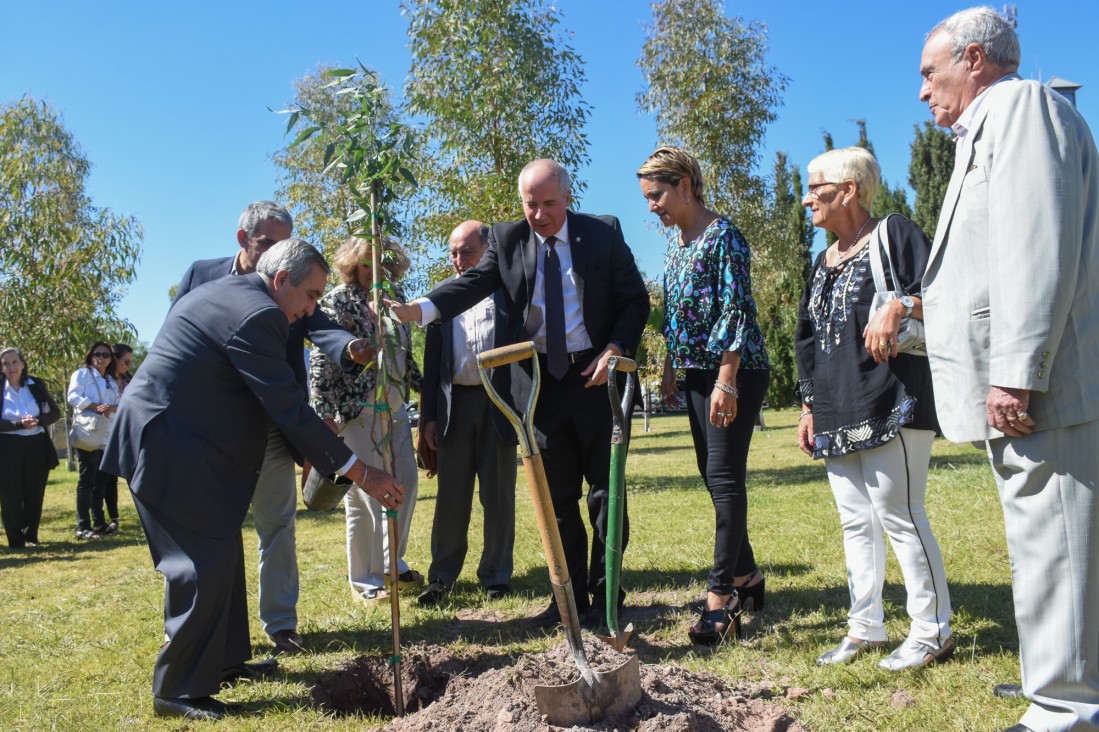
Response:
[638,146,770,645]
[310,236,423,604]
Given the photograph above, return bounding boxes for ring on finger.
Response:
[1006,414,1017,422]
[1017,411,1030,421]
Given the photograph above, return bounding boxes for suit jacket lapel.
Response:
[523,227,538,319]
[567,212,588,307]
[928,102,994,269]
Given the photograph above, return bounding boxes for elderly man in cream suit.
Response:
[918,8,1099,732]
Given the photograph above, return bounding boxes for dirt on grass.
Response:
[312,636,806,731]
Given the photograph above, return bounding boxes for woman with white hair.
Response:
[795,147,953,670]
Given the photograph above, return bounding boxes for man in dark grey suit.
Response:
[417,221,517,606]
[104,240,403,721]
[173,201,372,655]
[391,160,650,628]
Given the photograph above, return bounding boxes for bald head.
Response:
[448,220,490,275]
[518,159,572,238]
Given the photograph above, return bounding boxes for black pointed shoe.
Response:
[153,695,240,720]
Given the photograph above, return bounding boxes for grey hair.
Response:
[930,6,1020,71]
[0,347,28,386]
[238,200,293,237]
[256,238,329,286]
[518,159,572,199]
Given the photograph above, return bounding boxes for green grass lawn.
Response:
[0,410,1025,730]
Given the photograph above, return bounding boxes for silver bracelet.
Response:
[799,409,812,420]
[713,380,739,398]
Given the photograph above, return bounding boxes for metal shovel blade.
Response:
[534,654,642,727]
[595,622,635,653]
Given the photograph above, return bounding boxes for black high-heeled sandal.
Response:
[687,592,742,645]
[733,569,766,611]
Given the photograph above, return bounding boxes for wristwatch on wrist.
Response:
[899,295,915,317]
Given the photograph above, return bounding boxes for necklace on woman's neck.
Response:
[839,216,873,253]
[680,208,708,246]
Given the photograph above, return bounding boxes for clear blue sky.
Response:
[2,1,1095,345]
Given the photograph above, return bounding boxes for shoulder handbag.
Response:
[869,215,927,357]
[68,369,110,451]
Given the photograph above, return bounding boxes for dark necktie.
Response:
[543,236,568,380]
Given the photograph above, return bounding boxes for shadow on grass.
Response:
[628,463,824,491]
[0,533,149,570]
[928,451,990,470]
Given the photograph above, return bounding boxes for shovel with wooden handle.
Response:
[477,342,642,727]
[596,355,636,652]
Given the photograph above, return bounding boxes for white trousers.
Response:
[340,403,418,594]
[825,428,952,645]
[988,420,1099,732]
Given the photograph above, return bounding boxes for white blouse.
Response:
[67,367,120,419]
[2,377,45,436]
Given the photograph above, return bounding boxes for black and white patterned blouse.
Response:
[794,216,938,459]
[309,283,422,425]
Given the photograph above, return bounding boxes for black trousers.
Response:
[0,433,51,547]
[684,368,769,596]
[534,355,626,615]
[75,448,110,531]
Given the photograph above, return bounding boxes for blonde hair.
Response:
[806,147,880,209]
[636,146,706,204]
[331,236,411,286]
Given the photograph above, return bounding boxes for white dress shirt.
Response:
[528,221,593,354]
[952,74,1015,162]
[451,293,496,386]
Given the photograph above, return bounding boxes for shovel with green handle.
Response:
[596,354,636,652]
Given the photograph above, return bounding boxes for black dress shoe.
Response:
[580,607,607,633]
[153,695,240,720]
[418,581,451,607]
[484,584,512,600]
[527,601,564,629]
[221,657,279,684]
[993,683,1025,700]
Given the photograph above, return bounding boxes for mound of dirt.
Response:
[313,637,805,731]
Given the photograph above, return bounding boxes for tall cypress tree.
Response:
[908,121,955,236]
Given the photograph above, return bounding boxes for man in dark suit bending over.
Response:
[390,159,650,628]
[173,201,372,655]
[104,240,403,720]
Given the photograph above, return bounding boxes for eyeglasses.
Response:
[806,181,846,200]
[92,352,112,359]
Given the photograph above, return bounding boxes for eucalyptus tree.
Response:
[638,0,801,406]
[637,0,786,217]
[274,65,404,255]
[283,67,420,708]
[0,97,142,390]
[402,0,591,275]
